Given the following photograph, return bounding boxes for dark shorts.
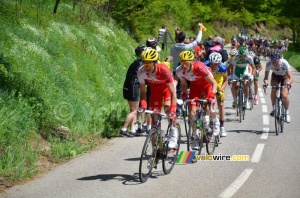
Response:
[123,82,139,101]
[271,73,289,86]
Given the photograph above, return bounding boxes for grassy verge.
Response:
[283,45,300,71]
[0,1,136,186]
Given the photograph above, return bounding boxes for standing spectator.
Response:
[194,42,206,62]
[174,27,180,43]
[158,25,166,51]
[203,36,215,55]
[205,36,228,63]
[285,37,289,51]
[120,45,149,137]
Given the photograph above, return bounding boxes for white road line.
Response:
[261,128,269,139]
[262,105,268,113]
[251,144,265,162]
[260,97,266,104]
[263,115,269,125]
[219,169,254,198]
[258,90,264,98]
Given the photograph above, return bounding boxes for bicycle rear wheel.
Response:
[162,123,181,174]
[139,128,158,183]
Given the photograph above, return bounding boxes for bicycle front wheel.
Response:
[280,101,285,133]
[274,99,281,135]
[187,118,203,155]
[205,118,217,155]
[162,123,181,174]
[139,128,158,183]
[238,90,243,122]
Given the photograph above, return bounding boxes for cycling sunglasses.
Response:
[271,57,278,61]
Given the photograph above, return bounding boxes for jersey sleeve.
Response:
[282,59,291,71]
[137,67,146,84]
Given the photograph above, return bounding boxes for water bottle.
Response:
[196,120,200,128]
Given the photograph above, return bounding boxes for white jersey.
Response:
[265,59,291,76]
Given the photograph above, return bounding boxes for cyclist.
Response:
[248,51,262,105]
[263,49,293,123]
[176,50,218,150]
[137,48,179,149]
[204,52,228,137]
[120,45,149,137]
[228,46,255,109]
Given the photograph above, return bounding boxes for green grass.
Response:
[283,45,300,71]
[0,1,136,184]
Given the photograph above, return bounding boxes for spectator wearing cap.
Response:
[146,38,161,52]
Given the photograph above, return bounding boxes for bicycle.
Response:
[264,84,288,135]
[231,75,247,122]
[184,98,216,155]
[139,110,181,183]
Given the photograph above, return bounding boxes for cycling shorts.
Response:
[123,82,139,101]
[189,81,212,107]
[271,73,289,86]
[149,84,171,112]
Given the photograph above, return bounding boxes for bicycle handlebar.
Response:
[263,84,290,94]
[144,110,166,117]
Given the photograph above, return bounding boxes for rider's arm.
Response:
[257,62,263,72]
[205,73,217,94]
[263,71,269,85]
[227,64,233,76]
[221,74,228,91]
[139,83,147,105]
[286,70,294,84]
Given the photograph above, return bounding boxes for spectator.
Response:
[158,25,166,51]
[174,27,180,43]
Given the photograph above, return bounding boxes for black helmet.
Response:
[135,45,148,57]
[146,38,158,48]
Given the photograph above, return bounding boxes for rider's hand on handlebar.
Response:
[286,83,292,89]
[138,107,145,113]
[262,84,268,89]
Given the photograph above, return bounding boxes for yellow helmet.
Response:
[141,49,159,61]
[179,50,194,61]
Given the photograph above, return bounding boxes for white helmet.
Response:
[247,50,256,58]
[229,49,238,56]
[209,52,222,63]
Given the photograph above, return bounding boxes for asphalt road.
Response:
[2,49,300,198]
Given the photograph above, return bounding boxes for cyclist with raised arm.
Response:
[176,50,219,150]
[228,46,255,109]
[204,52,228,137]
[263,49,293,123]
[137,48,179,149]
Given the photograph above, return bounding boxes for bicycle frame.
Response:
[265,85,287,135]
[139,109,181,183]
[184,98,216,155]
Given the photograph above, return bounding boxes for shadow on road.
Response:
[77,173,140,185]
[227,129,267,135]
[77,171,166,185]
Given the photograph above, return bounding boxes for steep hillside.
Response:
[0,1,137,185]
